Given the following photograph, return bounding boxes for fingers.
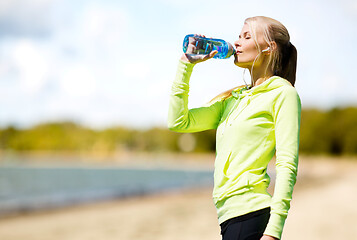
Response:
[209,50,218,58]
[202,50,218,61]
[195,34,205,38]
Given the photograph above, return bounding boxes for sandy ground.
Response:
[0,155,357,240]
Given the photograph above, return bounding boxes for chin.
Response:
[234,56,249,68]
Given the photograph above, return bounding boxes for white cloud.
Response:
[121,61,152,81]
[59,64,97,97]
[11,40,49,94]
[0,0,54,37]
[82,4,128,41]
[75,3,130,58]
[341,0,357,16]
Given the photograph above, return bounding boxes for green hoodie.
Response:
[168,60,301,239]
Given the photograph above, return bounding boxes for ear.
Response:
[263,41,277,55]
[270,41,278,52]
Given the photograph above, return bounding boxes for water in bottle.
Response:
[182,34,236,59]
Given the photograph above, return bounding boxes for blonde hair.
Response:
[209,16,297,104]
[246,16,297,86]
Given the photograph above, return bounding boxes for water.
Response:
[0,165,213,215]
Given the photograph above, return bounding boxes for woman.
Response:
[168,16,301,240]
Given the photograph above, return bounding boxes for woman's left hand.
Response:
[260,235,279,240]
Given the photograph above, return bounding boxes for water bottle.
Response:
[182,34,236,59]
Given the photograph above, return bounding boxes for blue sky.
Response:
[0,0,356,129]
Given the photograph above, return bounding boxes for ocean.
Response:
[0,164,213,216]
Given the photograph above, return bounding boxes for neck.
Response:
[248,65,274,87]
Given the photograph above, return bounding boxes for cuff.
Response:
[263,212,286,239]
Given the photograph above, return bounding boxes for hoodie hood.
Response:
[231,76,292,99]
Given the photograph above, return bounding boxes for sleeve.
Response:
[264,86,301,239]
[167,60,223,133]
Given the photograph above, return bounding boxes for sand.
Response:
[0,155,356,240]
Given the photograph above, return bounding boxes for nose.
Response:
[234,39,241,48]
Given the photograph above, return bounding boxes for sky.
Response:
[0,0,356,129]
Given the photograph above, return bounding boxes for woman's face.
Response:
[234,23,268,68]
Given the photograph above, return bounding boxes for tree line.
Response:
[1,107,357,155]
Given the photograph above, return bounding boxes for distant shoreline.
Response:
[0,163,214,217]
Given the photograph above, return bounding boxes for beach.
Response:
[0,154,356,240]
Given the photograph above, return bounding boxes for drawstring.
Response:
[221,88,254,135]
[221,87,247,135]
[232,91,253,121]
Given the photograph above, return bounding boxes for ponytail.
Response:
[275,42,297,86]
